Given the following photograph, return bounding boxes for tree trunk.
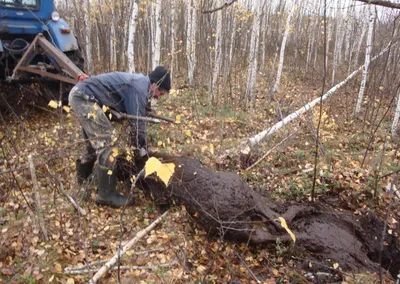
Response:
[392,90,400,136]
[84,0,93,74]
[170,0,177,80]
[211,0,224,104]
[243,42,393,149]
[128,0,139,73]
[270,2,295,95]
[245,1,262,114]
[186,0,197,86]
[355,4,375,115]
[152,0,162,69]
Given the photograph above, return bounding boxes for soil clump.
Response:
[119,153,400,279]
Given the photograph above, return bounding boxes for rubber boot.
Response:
[76,159,95,185]
[96,165,134,208]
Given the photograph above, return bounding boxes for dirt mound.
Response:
[119,153,400,279]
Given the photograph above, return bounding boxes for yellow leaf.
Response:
[48,100,58,109]
[54,263,62,273]
[93,104,99,110]
[157,163,175,186]
[107,170,113,175]
[109,156,115,163]
[210,144,214,155]
[175,115,181,124]
[276,217,296,243]
[126,155,132,162]
[102,105,109,112]
[108,113,112,120]
[111,148,119,157]
[185,130,192,137]
[333,263,339,269]
[144,157,162,178]
[130,176,136,183]
[66,278,75,284]
[63,106,71,113]
[157,141,163,146]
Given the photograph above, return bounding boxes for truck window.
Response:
[0,0,38,8]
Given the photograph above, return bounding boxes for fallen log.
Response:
[117,153,400,279]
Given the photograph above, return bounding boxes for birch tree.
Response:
[152,0,162,69]
[170,0,177,79]
[83,0,93,74]
[110,3,117,69]
[211,0,224,104]
[245,0,262,114]
[128,0,139,73]
[392,90,400,136]
[270,1,296,95]
[187,0,197,86]
[241,41,395,151]
[355,4,375,115]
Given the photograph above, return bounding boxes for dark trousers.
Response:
[69,86,116,168]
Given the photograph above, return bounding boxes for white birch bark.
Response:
[152,0,162,69]
[211,0,224,103]
[355,4,375,115]
[170,0,177,79]
[270,2,295,95]
[306,0,319,72]
[260,2,269,70]
[244,42,394,149]
[245,1,262,114]
[84,0,92,74]
[325,10,332,72]
[353,10,368,71]
[128,0,139,73]
[110,5,116,68]
[392,90,400,136]
[186,0,197,86]
[222,10,237,94]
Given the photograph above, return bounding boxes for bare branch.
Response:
[28,155,49,241]
[356,0,400,9]
[202,0,238,14]
[88,211,169,284]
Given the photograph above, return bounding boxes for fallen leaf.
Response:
[276,217,296,243]
[333,263,339,269]
[54,263,62,273]
[48,100,58,109]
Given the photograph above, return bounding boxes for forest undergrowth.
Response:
[0,72,399,283]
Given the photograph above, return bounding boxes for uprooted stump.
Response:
[117,153,400,278]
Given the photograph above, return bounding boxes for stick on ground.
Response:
[88,210,169,284]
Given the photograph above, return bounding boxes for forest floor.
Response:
[0,73,399,283]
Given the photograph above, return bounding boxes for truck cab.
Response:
[0,0,83,79]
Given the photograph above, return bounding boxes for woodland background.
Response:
[1,0,400,283]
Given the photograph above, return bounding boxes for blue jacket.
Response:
[76,72,150,148]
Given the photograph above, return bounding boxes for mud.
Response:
[119,153,400,278]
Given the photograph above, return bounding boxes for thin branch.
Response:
[65,261,178,275]
[356,0,400,10]
[202,0,238,14]
[58,182,87,216]
[28,155,49,241]
[88,210,169,284]
[245,133,296,171]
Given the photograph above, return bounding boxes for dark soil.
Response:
[119,153,400,279]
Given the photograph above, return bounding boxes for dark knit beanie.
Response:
[149,66,171,92]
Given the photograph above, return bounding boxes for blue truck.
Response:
[0,0,84,83]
